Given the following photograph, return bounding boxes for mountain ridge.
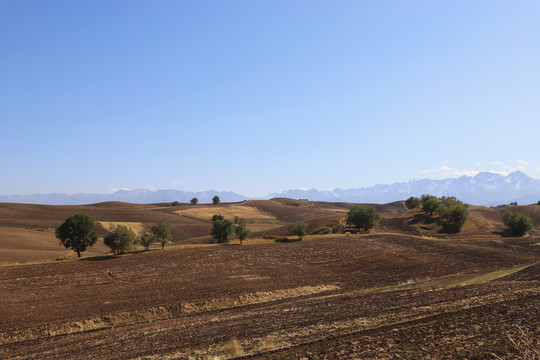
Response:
[1,171,539,206]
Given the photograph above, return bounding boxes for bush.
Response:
[346,206,381,232]
[503,212,533,236]
[405,196,421,209]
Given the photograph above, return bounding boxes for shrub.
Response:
[503,212,533,236]
[346,206,381,232]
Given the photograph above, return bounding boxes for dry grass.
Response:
[98,221,146,234]
[175,205,274,221]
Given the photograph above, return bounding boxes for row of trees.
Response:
[56,215,172,257]
[176,196,220,206]
[406,194,534,235]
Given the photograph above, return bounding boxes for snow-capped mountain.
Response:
[1,171,539,206]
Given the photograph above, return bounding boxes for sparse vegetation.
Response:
[55,214,98,258]
[151,219,172,250]
[503,212,533,236]
[289,221,308,240]
[171,201,180,206]
[405,196,421,209]
[346,206,381,232]
[103,225,138,255]
[211,215,235,243]
[190,197,198,205]
[213,196,220,205]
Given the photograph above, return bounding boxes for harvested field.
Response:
[174,205,275,221]
[0,233,539,359]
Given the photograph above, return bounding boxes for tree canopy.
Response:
[104,225,138,255]
[139,229,156,251]
[421,197,440,216]
[438,200,469,233]
[55,214,98,258]
[346,206,381,232]
[212,196,220,205]
[234,217,250,245]
[151,219,172,250]
[211,215,235,243]
[405,196,421,209]
[190,197,199,205]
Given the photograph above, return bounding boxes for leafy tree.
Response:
[405,196,421,209]
[537,200,540,206]
[151,219,172,250]
[420,194,436,205]
[346,206,381,232]
[422,197,440,216]
[56,214,98,258]
[289,221,308,239]
[139,229,155,251]
[438,202,469,233]
[104,225,138,255]
[213,195,220,205]
[171,201,180,206]
[234,217,250,245]
[211,215,235,243]
[503,212,533,236]
[190,197,199,205]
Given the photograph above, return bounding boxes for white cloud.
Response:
[517,160,528,165]
[148,186,156,191]
[298,187,309,191]
[490,161,503,165]
[173,180,181,184]
[440,165,453,171]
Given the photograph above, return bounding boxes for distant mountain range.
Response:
[1,171,540,206]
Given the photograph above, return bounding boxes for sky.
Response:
[1,1,540,197]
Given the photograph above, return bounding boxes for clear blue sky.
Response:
[1,1,539,196]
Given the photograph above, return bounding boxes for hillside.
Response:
[1,199,539,265]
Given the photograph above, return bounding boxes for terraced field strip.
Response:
[0,284,338,345]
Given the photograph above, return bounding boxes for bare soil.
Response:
[1,233,539,359]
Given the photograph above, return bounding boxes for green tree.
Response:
[104,225,138,255]
[211,215,235,243]
[405,196,421,209]
[438,202,469,233]
[346,206,381,232]
[234,217,250,245]
[171,201,180,206]
[503,212,533,236]
[289,221,308,240]
[422,197,440,216]
[151,219,172,250]
[56,214,98,258]
[139,229,155,251]
[212,195,220,205]
[537,200,540,206]
[190,197,199,205]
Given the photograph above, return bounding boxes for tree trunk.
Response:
[77,251,81,258]
[161,242,164,250]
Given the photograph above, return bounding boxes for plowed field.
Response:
[1,234,539,359]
